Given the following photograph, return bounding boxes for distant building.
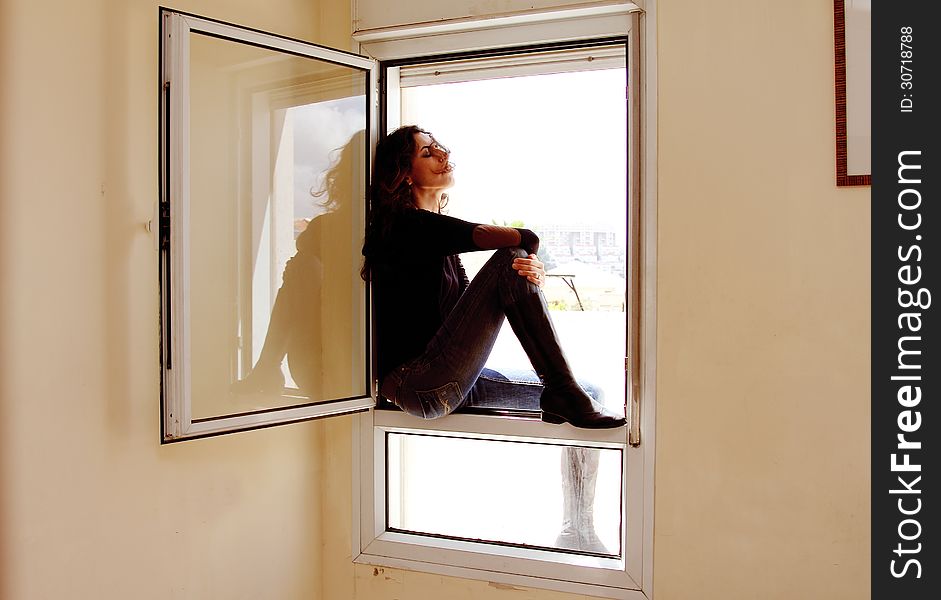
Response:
[532,223,626,278]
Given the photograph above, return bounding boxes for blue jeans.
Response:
[380,248,601,418]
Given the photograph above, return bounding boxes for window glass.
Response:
[187,31,368,421]
[387,433,623,556]
[400,65,627,415]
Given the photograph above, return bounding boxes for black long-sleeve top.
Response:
[364,209,483,381]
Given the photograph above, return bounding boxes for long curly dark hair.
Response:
[310,129,364,214]
[361,125,447,280]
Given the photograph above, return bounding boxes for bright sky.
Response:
[290,95,366,220]
[284,67,628,235]
[401,68,627,233]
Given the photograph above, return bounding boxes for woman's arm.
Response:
[393,211,539,256]
[472,225,539,255]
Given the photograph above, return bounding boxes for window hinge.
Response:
[159,199,173,370]
[159,202,171,251]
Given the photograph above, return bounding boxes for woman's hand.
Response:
[512,254,546,288]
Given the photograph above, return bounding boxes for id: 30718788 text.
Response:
[899,26,913,113]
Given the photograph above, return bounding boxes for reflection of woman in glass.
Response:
[364,126,623,553]
[233,130,363,397]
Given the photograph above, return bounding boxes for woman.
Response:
[363,125,624,429]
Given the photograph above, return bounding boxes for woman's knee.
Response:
[499,246,529,258]
[487,246,528,267]
[491,247,537,290]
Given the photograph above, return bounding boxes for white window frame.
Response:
[351,2,658,598]
[159,10,379,441]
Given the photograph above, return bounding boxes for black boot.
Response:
[504,293,626,429]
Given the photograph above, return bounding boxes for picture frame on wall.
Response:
[834,0,871,186]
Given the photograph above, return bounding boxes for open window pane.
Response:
[187,32,368,421]
[160,11,376,440]
[387,433,623,556]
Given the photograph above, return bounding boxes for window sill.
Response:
[353,546,646,600]
[373,409,630,446]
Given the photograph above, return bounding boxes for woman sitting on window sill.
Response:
[362,125,624,430]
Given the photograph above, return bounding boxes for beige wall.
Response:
[0,1,349,598]
[653,0,869,597]
[1,1,869,600]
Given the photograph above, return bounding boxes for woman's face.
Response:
[408,132,454,191]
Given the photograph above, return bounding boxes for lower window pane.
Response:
[387,433,623,556]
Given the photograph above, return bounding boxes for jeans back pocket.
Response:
[415,381,463,419]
